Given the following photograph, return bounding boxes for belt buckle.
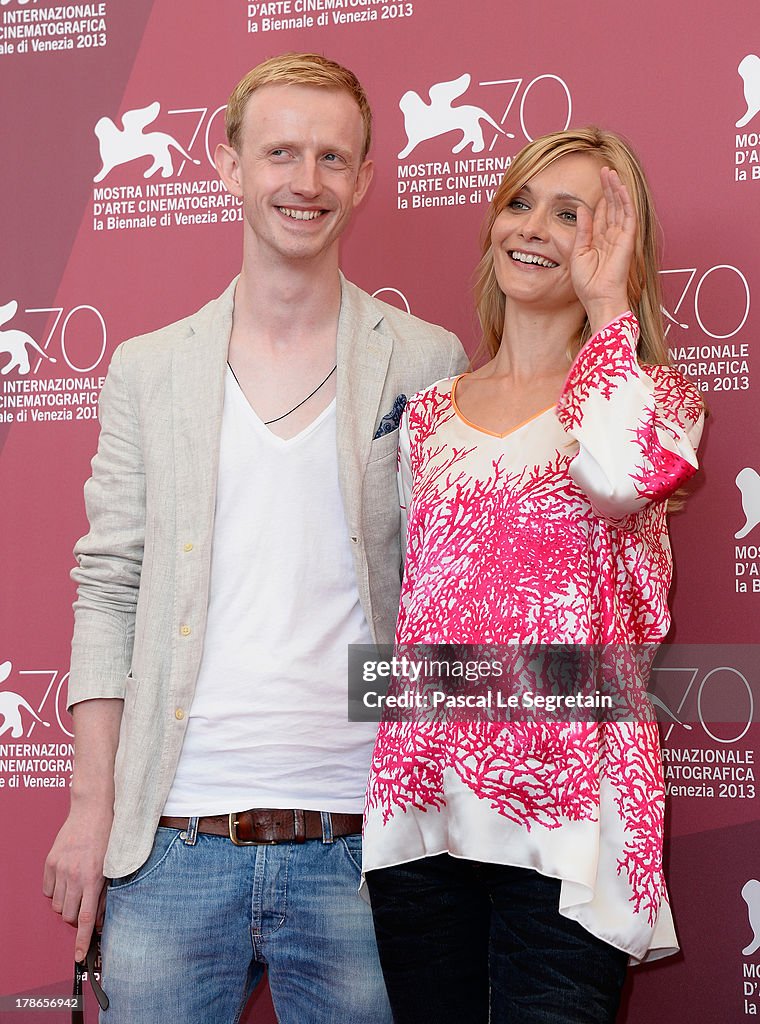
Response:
[228,811,277,846]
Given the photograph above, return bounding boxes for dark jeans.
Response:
[366,854,628,1024]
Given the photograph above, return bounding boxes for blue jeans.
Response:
[100,823,392,1023]
[366,854,628,1024]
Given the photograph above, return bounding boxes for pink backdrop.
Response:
[1,1,759,1020]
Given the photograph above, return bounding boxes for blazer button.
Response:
[183,543,193,552]
[180,624,191,637]
[175,708,185,720]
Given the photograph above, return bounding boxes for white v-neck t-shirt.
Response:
[163,369,375,815]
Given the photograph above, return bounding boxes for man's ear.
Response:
[215,143,243,198]
[352,158,374,208]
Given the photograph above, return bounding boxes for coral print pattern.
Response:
[363,314,704,963]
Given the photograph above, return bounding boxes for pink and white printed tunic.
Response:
[363,313,704,964]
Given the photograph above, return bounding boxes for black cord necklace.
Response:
[227,361,337,426]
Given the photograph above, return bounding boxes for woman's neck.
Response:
[490,302,585,383]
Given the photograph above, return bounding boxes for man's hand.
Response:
[42,697,122,960]
[43,799,112,961]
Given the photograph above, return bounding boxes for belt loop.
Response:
[181,816,199,845]
[320,811,334,844]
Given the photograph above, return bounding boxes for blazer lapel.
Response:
[171,279,237,544]
[336,276,392,530]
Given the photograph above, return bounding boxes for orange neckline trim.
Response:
[450,374,555,439]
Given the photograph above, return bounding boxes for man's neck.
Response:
[233,250,342,351]
[227,248,343,439]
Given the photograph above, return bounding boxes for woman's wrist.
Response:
[584,300,631,337]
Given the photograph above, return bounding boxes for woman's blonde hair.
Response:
[473,126,669,367]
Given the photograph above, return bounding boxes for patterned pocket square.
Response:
[373,394,407,439]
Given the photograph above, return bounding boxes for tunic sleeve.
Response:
[555,313,704,522]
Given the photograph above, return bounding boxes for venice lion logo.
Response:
[0,661,51,739]
[93,101,200,182]
[0,300,56,376]
[742,879,760,956]
[398,73,510,159]
[736,54,760,129]
[736,467,760,540]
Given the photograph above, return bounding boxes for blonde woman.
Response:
[363,128,704,1024]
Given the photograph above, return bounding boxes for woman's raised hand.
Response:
[570,166,636,334]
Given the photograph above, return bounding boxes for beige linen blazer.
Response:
[67,275,466,877]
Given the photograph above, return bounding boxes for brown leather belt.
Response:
[158,809,362,845]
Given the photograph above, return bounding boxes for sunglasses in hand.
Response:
[72,932,109,1023]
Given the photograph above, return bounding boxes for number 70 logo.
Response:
[652,664,754,745]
